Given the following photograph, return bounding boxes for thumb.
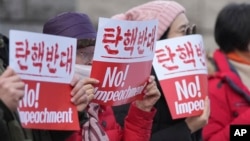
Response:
[70,73,79,86]
[202,96,210,117]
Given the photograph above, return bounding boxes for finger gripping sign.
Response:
[9,30,79,130]
[91,18,158,106]
[153,35,208,119]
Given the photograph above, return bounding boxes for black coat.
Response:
[0,108,9,141]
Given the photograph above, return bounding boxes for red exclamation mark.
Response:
[121,65,130,87]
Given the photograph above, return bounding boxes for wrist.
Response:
[185,119,195,133]
[135,101,151,112]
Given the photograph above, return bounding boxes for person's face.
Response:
[167,13,196,39]
[76,46,94,65]
[75,39,95,65]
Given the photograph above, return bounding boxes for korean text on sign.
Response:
[91,18,158,106]
[10,30,76,83]
[153,35,208,119]
[9,30,79,130]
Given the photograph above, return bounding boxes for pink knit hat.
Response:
[112,0,185,40]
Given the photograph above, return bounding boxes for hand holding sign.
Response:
[185,96,210,133]
[9,30,80,130]
[70,76,99,112]
[135,75,160,112]
[0,67,25,111]
[91,18,158,106]
[153,35,208,119]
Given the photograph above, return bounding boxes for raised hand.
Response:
[185,96,210,133]
[70,76,99,112]
[135,75,161,112]
[0,67,25,111]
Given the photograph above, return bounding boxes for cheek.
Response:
[167,28,185,39]
[167,32,184,39]
[75,56,84,65]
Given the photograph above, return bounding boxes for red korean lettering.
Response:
[31,42,45,73]
[46,43,60,73]
[137,46,144,55]
[176,42,196,67]
[103,26,123,55]
[155,46,178,71]
[146,26,157,52]
[137,27,148,55]
[15,40,30,70]
[60,45,73,74]
[195,43,206,66]
[123,27,138,56]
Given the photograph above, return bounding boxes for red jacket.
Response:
[66,102,156,141]
[202,49,250,141]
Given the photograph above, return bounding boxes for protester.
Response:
[111,0,210,140]
[202,3,250,141]
[42,12,161,141]
[0,28,97,141]
[0,33,25,141]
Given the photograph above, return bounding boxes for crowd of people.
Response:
[1,0,250,141]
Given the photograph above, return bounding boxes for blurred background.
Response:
[0,0,249,54]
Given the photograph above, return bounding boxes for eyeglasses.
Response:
[185,24,196,35]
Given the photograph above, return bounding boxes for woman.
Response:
[112,1,210,141]
[202,3,250,141]
[0,19,98,141]
[43,12,161,141]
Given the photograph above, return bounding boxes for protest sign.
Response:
[9,30,79,130]
[91,18,158,106]
[153,35,208,119]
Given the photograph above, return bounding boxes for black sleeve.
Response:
[0,108,10,141]
[0,99,15,121]
[150,121,193,141]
